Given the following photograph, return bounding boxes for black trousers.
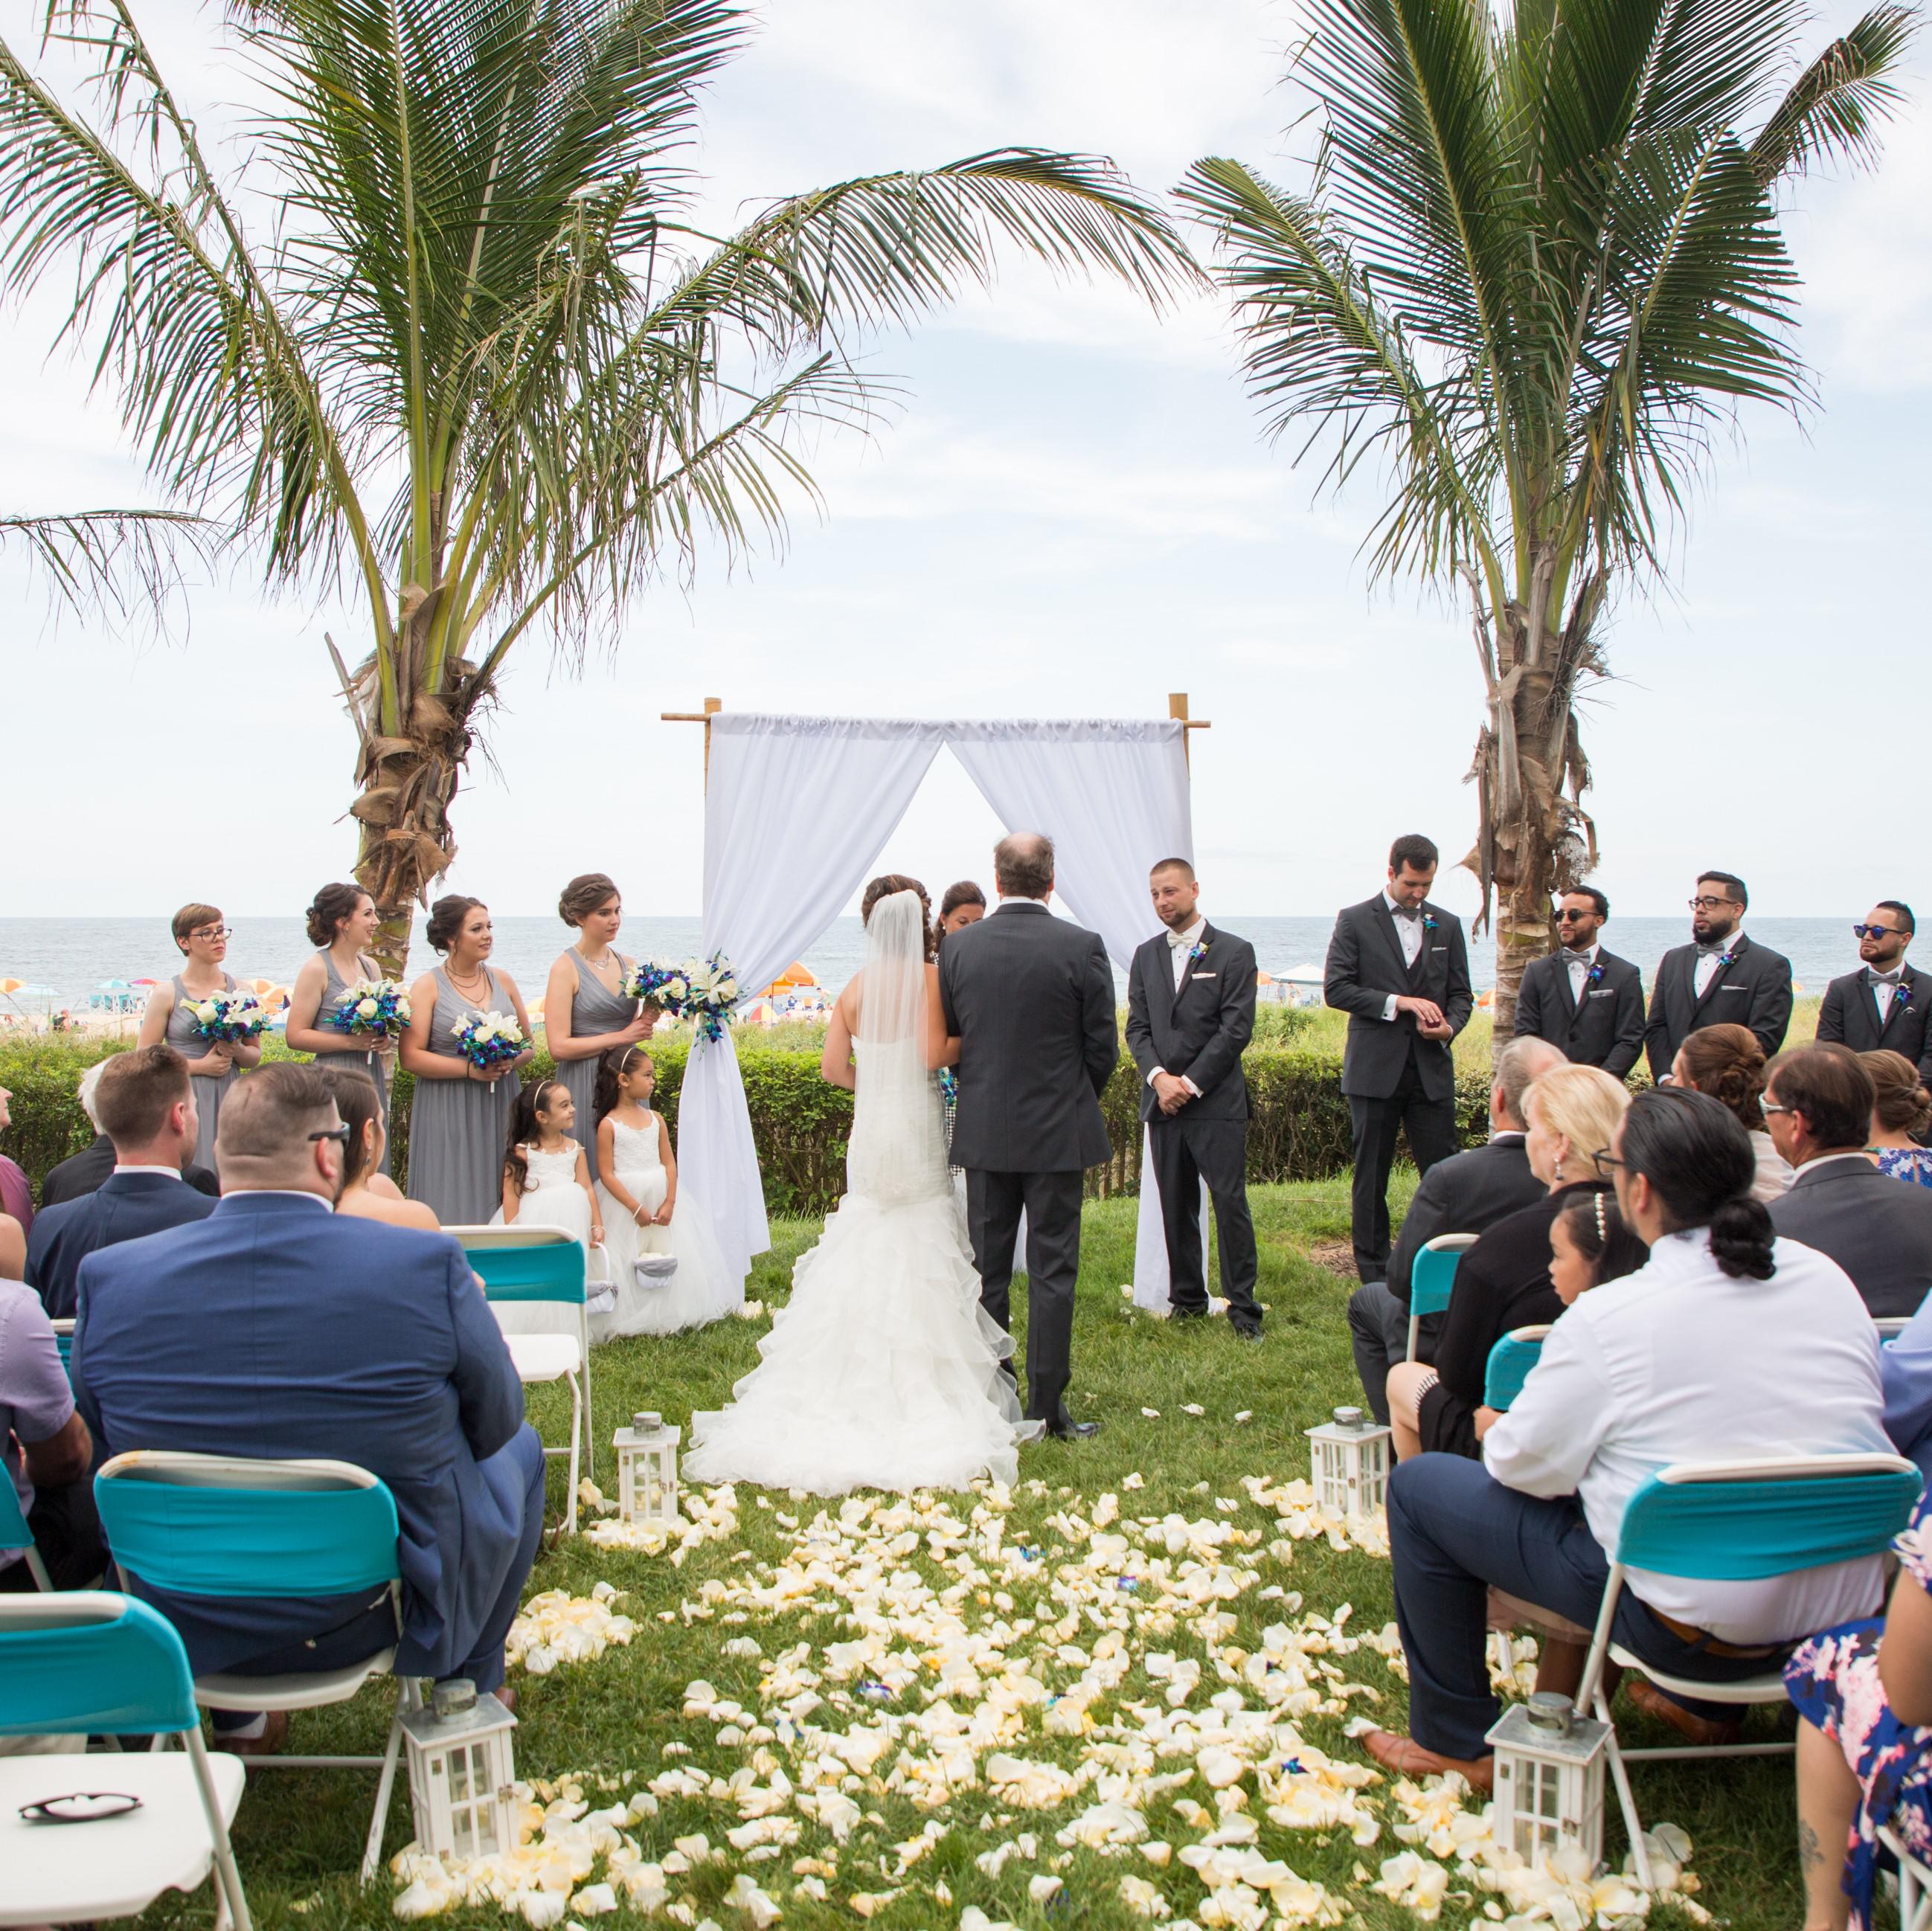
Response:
[967,1168,1082,1424]
[1347,1056,1458,1279]
[1148,1115,1261,1331]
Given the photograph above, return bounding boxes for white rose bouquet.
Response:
[330,978,412,1041]
[453,1009,527,1072]
[184,990,269,1046]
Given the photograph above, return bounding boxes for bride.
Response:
[684,878,1027,1494]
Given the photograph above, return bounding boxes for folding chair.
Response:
[49,1317,74,1379]
[1482,1324,1553,1413]
[1878,1317,1914,1339]
[95,1450,411,1884]
[1575,1452,1920,1889]
[1408,1233,1478,1361]
[0,1591,251,1929]
[449,1225,591,1531]
[0,1474,51,1591]
[1881,1823,1932,1931]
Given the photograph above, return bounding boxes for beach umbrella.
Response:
[0,978,20,995]
[96,977,132,991]
[130,977,158,987]
[761,962,818,996]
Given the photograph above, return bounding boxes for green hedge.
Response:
[2,1030,1492,1217]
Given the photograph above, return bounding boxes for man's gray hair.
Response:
[215,1061,340,1166]
[1494,1036,1567,1128]
[994,832,1055,900]
[77,1059,106,1128]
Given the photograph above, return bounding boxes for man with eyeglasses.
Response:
[1643,870,1793,1082]
[1816,902,1932,1081]
[1512,887,1644,1078]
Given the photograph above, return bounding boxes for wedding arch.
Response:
[661,701,1215,1311]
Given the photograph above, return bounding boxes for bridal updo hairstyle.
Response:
[1675,1023,1768,1131]
[426,894,486,954]
[861,874,936,960]
[1617,1085,1777,1279]
[306,881,368,948]
[1864,1048,1932,1140]
[559,873,619,928]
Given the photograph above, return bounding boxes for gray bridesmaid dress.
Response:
[319,948,393,1174]
[556,950,640,1184]
[405,965,523,1226]
[164,971,239,1168]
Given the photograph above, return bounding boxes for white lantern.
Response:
[1486,1692,1610,1869]
[402,1678,519,1863]
[614,1410,681,1526]
[1303,1404,1393,1517]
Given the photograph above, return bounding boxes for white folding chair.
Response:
[1882,1823,1932,1931]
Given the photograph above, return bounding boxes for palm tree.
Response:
[1,509,208,632]
[1180,0,1916,1029]
[0,0,1196,972]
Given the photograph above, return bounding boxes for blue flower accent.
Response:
[1187,939,1210,967]
[1586,960,1605,989]
[1422,913,1438,932]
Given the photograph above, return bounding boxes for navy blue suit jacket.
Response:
[25,1171,217,1320]
[73,1193,528,1680]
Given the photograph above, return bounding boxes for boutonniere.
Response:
[1717,948,1736,970]
[1187,939,1210,968]
[1898,981,1914,1015]
[1586,960,1605,989]
[1422,914,1438,933]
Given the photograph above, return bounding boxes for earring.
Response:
[1553,1154,1564,1181]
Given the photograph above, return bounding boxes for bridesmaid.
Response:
[401,895,535,1225]
[544,873,655,1185]
[284,882,393,1167]
[138,902,262,1167]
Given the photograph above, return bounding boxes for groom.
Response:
[940,832,1117,1439]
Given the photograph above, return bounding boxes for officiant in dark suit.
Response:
[1325,835,1474,1282]
[1816,902,1932,1081]
[1126,859,1262,1338]
[1512,887,1644,1077]
[1643,870,1793,1082]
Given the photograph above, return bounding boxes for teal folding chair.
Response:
[0,1591,251,1929]
[449,1224,591,1530]
[1408,1233,1478,1361]
[0,1474,51,1592]
[1574,1453,1921,1889]
[1481,1324,1553,1413]
[95,1451,412,1884]
[49,1318,74,1380]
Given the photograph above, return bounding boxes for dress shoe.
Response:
[1169,1308,1209,1324]
[1231,1324,1263,1343]
[214,1709,290,1758]
[1625,1674,1740,1747]
[1044,1415,1101,1441]
[1361,1726,1495,1793]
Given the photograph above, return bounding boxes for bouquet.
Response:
[452,1009,527,1073]
[678,953,741,1045]
[330,977,412,1041]
[184,989,269,1046]
[624,960,687,1009]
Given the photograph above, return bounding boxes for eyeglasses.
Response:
[1759,1100,1795,1118]
[1687,897,1737,913]
[189,926,234,942]
[307,1124,353,1147]
[1854,923,1910,939]
[1591,1148,1625,1170]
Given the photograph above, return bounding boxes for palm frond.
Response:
[1748,4,1919,184]
[0,506,211,632]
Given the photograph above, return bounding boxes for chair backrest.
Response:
[0,1473,34,1555]
[95,1451,401,1599]
[1410,1233,1479,1318]
[0,1591,196,1737]
[1878,1317,1913,1340]
[1615,1454,1922,1580]
[447,1224,588,1305]
[1483,1324,1553,1412]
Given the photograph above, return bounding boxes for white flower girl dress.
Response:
[488,1140,613,1337]
[594,1111,733,1337]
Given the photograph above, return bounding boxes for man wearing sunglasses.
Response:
[1816,903,1932,1081]
[1643,869,1793,1082]
[1512,887,1645,1078]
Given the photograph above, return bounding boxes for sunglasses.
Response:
[1553,909,1594,922]
[307,1124,353,1147]
[1854,923,1910,939]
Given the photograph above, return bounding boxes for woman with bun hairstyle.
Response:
[1671,1021,1793,1202]
[138,902,261,1166]
[543,873,653,1184]
[1863,1048,1932,1187]
[284,883,393,1167]
[400,895,535,1224]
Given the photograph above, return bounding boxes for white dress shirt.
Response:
[1692,931,1744,998]
[1870,967,1905,1024]
[112,1163,182,1181]
[1562,942,1599,1004]
[1483,1229,1891,1642]
[1380,891,1426,1024]
[1148,916,1208,1096]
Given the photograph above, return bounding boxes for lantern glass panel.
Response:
[452,1799,475,1861]
[449,1747,469,1802]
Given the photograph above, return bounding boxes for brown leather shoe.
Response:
[214,1709,290,1758]
[1361,1727,1495,1793]
[1625,1675,1740,1747]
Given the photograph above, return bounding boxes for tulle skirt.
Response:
[486,1177,614,1339]
[593,1167,736,1338]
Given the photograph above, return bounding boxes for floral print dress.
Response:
[1786,1491,1932,1928]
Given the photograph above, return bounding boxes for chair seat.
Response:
[1607,1642,1789,1706]
[504,1334,580,1382]
[0,1748,245,1925]
[195,1645,397,1712]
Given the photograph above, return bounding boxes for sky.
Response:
[2,0,1928,935]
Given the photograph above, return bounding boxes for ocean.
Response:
[0,915,1864,1018]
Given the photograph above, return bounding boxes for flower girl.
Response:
[592,1045,733,1337]
[489,1079,612,1334]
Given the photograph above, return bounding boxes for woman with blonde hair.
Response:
[1671,1022,1791,1201]
[1387,1062,1631,1461]
[1862,1047,1932,1187]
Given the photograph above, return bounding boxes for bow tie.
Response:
[1169,931,1197,950]
[1562,949,1594,964]
[1871,969,1904,986]
[1390,905,1422,922]
[1697,940,1730,958]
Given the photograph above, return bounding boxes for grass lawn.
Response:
[179,1177,1799,1931]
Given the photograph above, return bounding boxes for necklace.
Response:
[446,960,490,1001]
[575,943,619,983]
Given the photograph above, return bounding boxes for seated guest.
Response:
[1671,1022,1792,1201]
[0,1279,103,1590]
[0,1213,19,1284]
[39,1060,219,1207]
[1863,1047,1932,1188]
[1768,1043,1932,1318]
[1347,1038,1564,1421]
[1788,1486,1932,1931]
[0,1083,31,1240]
[73,1064,542,1752]
[26,1047,217,1320]
[1384,1063,1628,1461]
[317,1062,438,1232]
[1366,1086,1893,1785]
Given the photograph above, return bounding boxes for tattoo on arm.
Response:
[1799,1819,1826,1871]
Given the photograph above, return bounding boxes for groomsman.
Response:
[1126,858,1262,1337]
[1324,835,1474,1283]
[1512,887,1645,1078]
[1817,902,1932,1081]
[1644,870,1793,1082]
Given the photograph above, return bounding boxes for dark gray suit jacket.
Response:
[1514,948,1645,1079]
[26,1169,218,1320]
[1817,963,1932,1082]
[1323,896,1473,1102]
[39,1134,219,1207]
[939,901,1117,1173]
[1386,1133,1547,1308]
[1644,932,1793,1081]
[1125,922,1257,1123]
[1770,1156,1932,1319]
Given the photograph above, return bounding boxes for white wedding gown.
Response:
[684,891,1025,1495]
